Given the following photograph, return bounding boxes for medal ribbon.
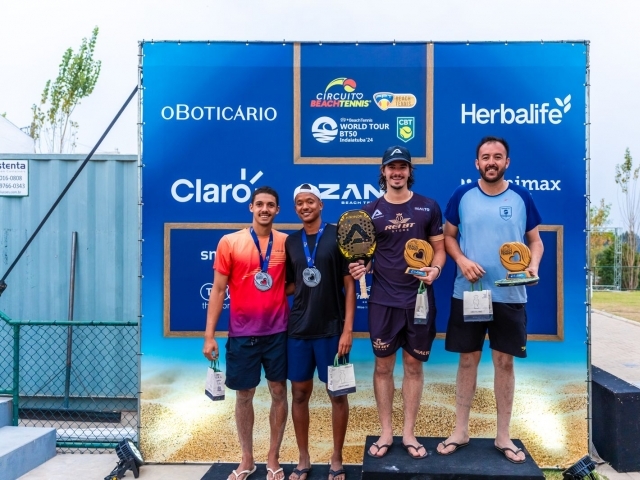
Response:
[302,223,326,268]
[249,227,273,273]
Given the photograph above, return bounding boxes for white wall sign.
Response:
[0,160,28,196]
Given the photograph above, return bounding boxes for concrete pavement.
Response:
[591,310,640,480]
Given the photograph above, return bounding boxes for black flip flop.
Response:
[366,442,392,458]
[328,468,346,480]
[436,440,469,456]
[495,445,526,464]
[402,442,428,459]
[289,467,311,480]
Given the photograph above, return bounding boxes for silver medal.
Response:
[302,267,321,287]
[254,271,273,291]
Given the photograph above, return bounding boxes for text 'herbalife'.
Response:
[461,95,572,125]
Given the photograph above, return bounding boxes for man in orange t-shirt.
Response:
[203,186,289,480]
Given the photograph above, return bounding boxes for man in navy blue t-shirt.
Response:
[349,145,446,460]
[437,136,543,464]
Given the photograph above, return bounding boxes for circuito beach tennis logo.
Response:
[310,77,371,108]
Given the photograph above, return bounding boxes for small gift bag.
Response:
[463,281,493,322]
[205,359,225,401]
[414,281,429,325]
[327,354,356,397]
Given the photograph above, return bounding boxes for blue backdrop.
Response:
[140,41,588,465]
[142,41,585,344]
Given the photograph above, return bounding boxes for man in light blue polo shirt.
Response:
[437,136,543,464]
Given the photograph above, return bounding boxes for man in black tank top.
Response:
[286,184,356,480]
[349,146,446,460]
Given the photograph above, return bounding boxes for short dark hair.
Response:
[378,164,415,192]
[251,186,279,206]
[476,136,509,159]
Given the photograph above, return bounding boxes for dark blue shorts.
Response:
[445,297,528,358]
[368,303,436,362]
[225,331,287,391]
[287,336,345,384]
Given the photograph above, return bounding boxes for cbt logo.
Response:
[312,117,338,143]
[396,117,415,143]
[171,168,263,203]
[311,77,370,108]
[461,94,572,125]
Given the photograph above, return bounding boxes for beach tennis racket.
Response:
[336,210,377,299]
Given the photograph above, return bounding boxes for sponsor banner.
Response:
[295,43,432,164]
[142,41,584,339]
[141,41,587,466]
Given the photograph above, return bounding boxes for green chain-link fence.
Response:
[0,310,139,452]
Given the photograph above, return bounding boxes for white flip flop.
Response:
[266,466,284,480]
[230,465,257,480]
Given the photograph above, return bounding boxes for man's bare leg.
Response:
[289,380,313,480]
[400,350,426,457]
[368,354,396,457]
[493,350,525,462]
[266,380,288,480]
[437,351,481,454]
[328,391,349,480]
[229,388,256,480]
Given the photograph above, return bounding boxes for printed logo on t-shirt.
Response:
[371,209,384,219]
[385,213,415,232]
[414,206,430,212]
[500,206,512,220]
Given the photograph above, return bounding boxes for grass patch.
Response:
[592,290,640,323]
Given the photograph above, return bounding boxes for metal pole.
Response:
[584,40,593,456]
[136,41,145,450]
[63,231,77,409]
[12,324,20,426]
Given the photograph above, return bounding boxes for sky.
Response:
[1,0,638,227]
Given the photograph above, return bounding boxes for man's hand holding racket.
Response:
[337,210,377,299]
[348,260,368,280]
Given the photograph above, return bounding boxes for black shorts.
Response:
[368,303,436,362]
[445,297,528,358]
[225,331,287,390]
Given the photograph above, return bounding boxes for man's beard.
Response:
[480,166,505,183]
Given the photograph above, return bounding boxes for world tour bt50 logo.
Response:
[311,77,371,108]
[461,95,572,125]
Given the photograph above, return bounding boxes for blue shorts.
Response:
[225,331,287,391]
[287,336,346,384]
